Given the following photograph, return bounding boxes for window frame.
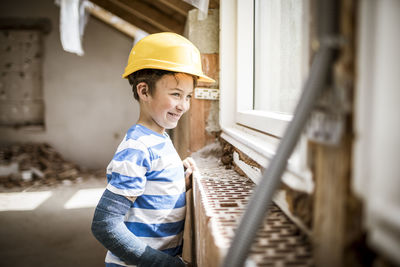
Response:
[220,0,312,192]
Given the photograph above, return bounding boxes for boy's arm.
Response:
[91,189,185,267]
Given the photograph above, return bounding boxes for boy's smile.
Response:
[166,111,181,121]
[137,73,194,134]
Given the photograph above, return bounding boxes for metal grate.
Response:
[195,157,314,266]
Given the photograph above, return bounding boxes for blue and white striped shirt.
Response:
[105,124,186,266]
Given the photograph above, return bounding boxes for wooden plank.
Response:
[182,189,195,263]
[111,0,185,33]
[90,0,160,33]
[173,111,191,159]
[189,98,209,152]
[143,0,187,24]
[198,53,219,87]
[312,136,350,267]
[157,0,193,17]
[209,0,220,9]
[87,3,141,38]
[312,1,361,266]
[174,97,216,158]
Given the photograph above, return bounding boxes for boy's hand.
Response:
[177,256,191,267]
[183,157,197,191]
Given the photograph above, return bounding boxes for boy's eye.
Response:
[171,93,180,97]
[187,95,192,99]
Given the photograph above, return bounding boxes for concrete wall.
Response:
[0,0,139,169]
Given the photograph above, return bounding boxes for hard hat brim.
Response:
[122,65,215,84]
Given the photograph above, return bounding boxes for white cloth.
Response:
[59,0,90,56]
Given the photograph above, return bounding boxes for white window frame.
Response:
[235,0,293,138]
[220,0,313,193]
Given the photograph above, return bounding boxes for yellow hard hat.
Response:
[122,32,215,83]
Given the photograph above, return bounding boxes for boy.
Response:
[91,32,214,267]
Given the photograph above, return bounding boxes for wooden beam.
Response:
[157,0,193,17]
[87,3,141,38]
[312,1,361,266]
[111,0,185,33]
[312,136,350,267]
[144,0,187,24]
[209,0,220,9]
[90,0,159,33]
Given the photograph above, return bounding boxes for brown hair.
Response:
[127,69,198,101]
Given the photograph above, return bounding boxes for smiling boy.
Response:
[91,33,214,267]
[134,71,194,133]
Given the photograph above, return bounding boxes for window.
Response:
[220,0,312,192]
[236,0,310,137]
[254,0,308,114]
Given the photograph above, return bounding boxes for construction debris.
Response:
[0,143,98,188]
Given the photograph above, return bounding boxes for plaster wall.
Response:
[186,9,219,54]
[0,0,138,169]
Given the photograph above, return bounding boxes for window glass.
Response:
[254,0,306,115]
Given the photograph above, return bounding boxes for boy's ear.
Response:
[136,82,150,101]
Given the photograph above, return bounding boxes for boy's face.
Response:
[141,73,194,134]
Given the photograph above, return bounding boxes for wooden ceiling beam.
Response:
[90,0,160,33]
[157,0,193,17]
[86,3,140,38]
[111,0,185,33]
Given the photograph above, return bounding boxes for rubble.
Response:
[0,143,101,188]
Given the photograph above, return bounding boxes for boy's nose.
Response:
[177,99,190,113]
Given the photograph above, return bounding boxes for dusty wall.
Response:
[0,0,138,169]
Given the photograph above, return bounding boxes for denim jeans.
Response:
[91,189,185,267]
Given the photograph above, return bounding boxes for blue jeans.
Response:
[91,189,185,267]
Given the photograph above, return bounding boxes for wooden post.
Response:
[312,0,363,266]
[312,135,351,266]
